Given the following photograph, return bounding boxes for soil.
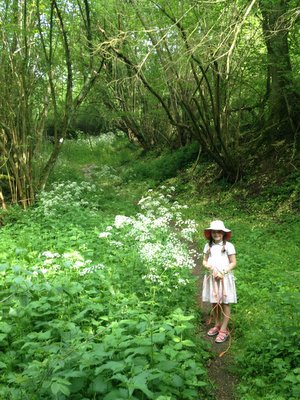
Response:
[205,334,238,400]
[192,247,238,400]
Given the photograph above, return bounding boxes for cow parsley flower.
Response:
[98,232,112,238]
[114,215,133,228]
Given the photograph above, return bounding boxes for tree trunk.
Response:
[259,0,300,143]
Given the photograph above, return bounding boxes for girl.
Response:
[202,220,237,343]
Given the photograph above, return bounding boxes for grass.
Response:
[172,164,300,400]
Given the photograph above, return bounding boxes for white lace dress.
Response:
[202,241,237,304]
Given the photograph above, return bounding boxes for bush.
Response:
[124,142,199,183]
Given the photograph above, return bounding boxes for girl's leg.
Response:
[220,304,231,331]
[212,303,221,327]
[215,304,231,342]
[207,303,221,336]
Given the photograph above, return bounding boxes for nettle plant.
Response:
[0,184,210,399]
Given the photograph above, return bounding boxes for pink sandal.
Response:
[207,326,220,336]
[215,329,229,343]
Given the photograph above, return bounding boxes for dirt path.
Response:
[192,248,238,400]
[205,331,238,400]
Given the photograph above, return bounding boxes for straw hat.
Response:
[204,220,232,241]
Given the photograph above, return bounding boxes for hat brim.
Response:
[204,229,231,241]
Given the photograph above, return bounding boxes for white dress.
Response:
[202,241,237,304]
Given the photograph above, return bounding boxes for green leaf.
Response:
[90,375,109,394]
[156,360,177,372]
[37,330,52,340]
[96,361,127,374]
[124,346,151,356]
[0,322,12,334]
[111,373,128,383]
[152,332,166,343]
[129,371,154,398]
[51,381,71,396]
[103,389,129,400]
[197,381,208,387]
[181,339,195,347]
[292,384,300,397]
[0,362,7,369]
[172,374,184,388]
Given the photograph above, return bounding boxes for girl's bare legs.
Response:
[220,304,231,331]
[210,303,230,329]
[211,303,221,327]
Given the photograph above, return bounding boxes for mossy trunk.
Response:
[259,0,300,144]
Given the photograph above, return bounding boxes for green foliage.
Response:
[1,135,299,400]
[125,143,199,184]
[0,139,212,399]
[232,223,300,400]
[173,161,300,400]
[257,171,300,212]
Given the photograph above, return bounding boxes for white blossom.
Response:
[114,215,133,228]
[41,251,60,259]
[98,232,112,238]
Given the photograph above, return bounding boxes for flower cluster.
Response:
[98,186,200,289]
[137,187,197,241]
[36,250,105,277]
[35,181,98,216]
[83,165,122,185]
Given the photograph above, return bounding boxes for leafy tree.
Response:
[0,0,104,207]
[94,0,263,180]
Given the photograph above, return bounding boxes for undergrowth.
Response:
[0,135,212,400]
[172,161,300,400]
[0,134,299,399]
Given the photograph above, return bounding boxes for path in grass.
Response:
[82,158,238,399]
[81,145,238,399]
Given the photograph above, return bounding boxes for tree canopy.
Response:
[0,0,299,206]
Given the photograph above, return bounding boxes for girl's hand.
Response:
[203,262,213,271]
[213,270,224,280]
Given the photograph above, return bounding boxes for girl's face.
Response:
[211,230,224,243]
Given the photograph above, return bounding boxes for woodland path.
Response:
[83,164,239,399]
[191,245,238,400]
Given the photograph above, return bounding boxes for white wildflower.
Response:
[98,232,112,238]
[110,240,123,247]
[79,263,105,276]
[114,215,133,228]
[43,259,54,266]
[41,251,60,259]
[178,278,188,285]
[73,260,85,268]
[40,268,48,275]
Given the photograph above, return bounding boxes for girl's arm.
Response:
[215,254,237,279]
[202,253,213,271]
[225,254,237,273]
